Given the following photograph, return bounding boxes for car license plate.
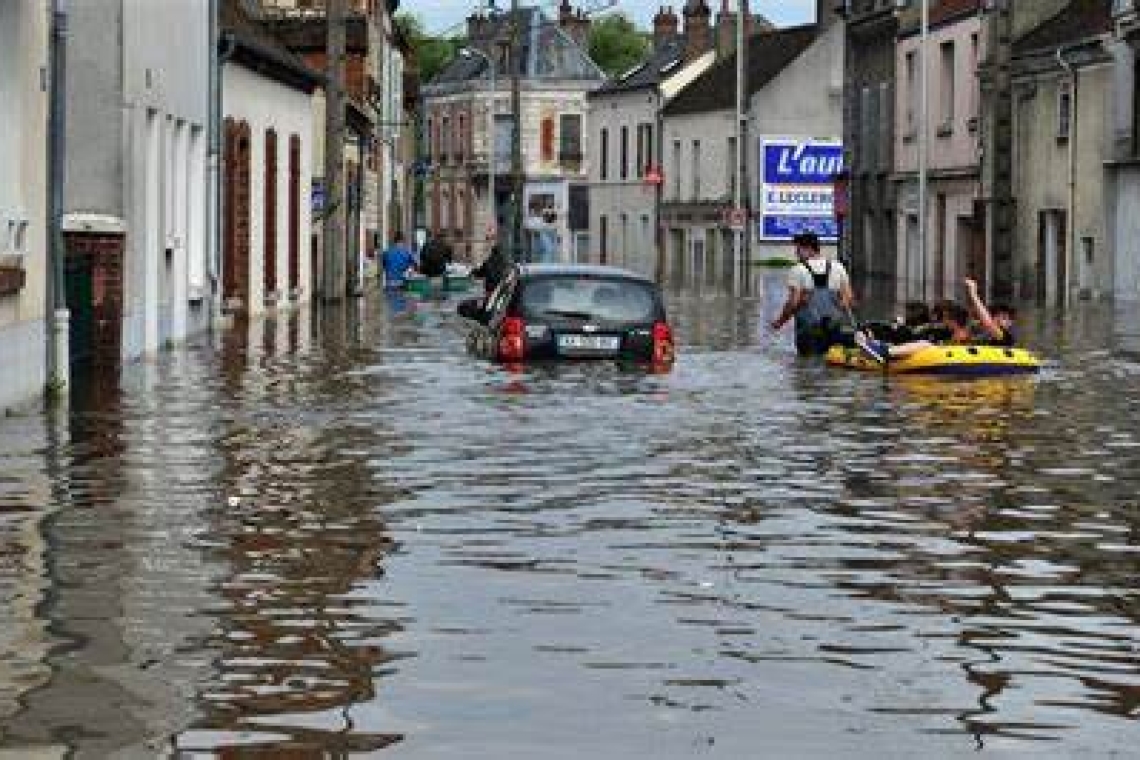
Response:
[558,334,620,351]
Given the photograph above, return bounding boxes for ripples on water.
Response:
[0,279,1139,757]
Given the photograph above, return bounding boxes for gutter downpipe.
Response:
[210,0,235,327]
[1057,43,1078,309]
[655,95,665,283]
[47,0,70,398]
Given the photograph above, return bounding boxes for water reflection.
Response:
[0,282,1138,757]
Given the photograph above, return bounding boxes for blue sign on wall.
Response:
[759,139,844,241]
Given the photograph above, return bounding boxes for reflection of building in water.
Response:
[3,359,222,756]
[0,417,54,744]
[178,316,404,755]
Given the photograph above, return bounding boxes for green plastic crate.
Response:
[444,274,473,293]
[404,276,431,296]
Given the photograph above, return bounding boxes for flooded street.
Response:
[2,276,1140,758]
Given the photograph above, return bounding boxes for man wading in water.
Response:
[770,232,855,355]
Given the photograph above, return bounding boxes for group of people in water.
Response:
[379,230,455,288]
[770,231,1018,363]
[380,230,512,295]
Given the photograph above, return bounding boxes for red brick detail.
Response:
[64,231,125,366]
[0,265,25,296]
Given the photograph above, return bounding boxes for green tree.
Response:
[588,13,650,80]
[396,13,462,85]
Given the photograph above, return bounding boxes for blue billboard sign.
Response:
[759,139,844,241]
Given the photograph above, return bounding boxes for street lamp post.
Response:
[461,47,497,255]
[918,0,929,300]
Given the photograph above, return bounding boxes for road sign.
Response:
[724,207,747,231]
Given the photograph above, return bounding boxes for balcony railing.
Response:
[256,0,371,18]
[465,152,512,175]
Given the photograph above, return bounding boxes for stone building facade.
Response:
[586,6,718,277]
[423,5,606,265]
[1010,0,1114,305]
[843,0,899,283]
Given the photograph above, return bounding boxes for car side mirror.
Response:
[457,297,486,323]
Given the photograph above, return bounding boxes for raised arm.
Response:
[964,278,1002,340]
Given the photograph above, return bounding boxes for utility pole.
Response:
[734,0,747,294]
[984,1,1015,303]
[917,0,929,301]
[323,0,347,300]
[509,0,524,263]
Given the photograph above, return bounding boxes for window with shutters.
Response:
[727,136,736,199]
[879,82,892,172]
[559,113,582,168]
[672,140,681,200]
[636,125,645,179]
[620,126,629,180]
[600,128,609,180]
[288,134,301,292]
[692,139,701,200]
[264,129,278,298]
[541,117,555,163]
[938,41,955,134]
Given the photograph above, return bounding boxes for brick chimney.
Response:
[467,11,488,46]
[653,5,680,51]
[683,0,712,62]
[559,0,592,48]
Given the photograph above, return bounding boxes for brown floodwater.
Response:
[1,275,1139,758]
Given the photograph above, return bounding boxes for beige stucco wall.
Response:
[587,87,661,274]
[223,62,316,316]
[1013,62,1112,302]
[895,15,984,175]
[0,0,49,409]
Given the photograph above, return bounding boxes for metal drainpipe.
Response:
[1057,44,1078,308]
[47,0,70,397]
[655,99,664,284]
[211,2,236,323]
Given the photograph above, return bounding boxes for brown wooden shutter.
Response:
[264,129,278,298]
[288,134,301,292]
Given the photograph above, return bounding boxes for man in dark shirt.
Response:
[419,230,453,279]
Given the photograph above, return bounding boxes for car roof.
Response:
[516,263,656,284]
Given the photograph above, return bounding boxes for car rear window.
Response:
[519,276,660,323]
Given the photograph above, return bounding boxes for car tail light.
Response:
[498,316,526,363]
[652,321,674,366]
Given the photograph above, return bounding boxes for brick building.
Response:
[422,3,606,264]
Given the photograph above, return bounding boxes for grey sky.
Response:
[404,1,818,37]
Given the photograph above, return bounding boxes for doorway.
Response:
[1037,210,1067,306]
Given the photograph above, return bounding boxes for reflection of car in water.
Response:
[457,264,674,369]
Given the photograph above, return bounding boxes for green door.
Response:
[66,255,94,366]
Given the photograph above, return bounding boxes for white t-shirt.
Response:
[787,256,850,292]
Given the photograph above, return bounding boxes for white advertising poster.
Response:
[759,138,844,241]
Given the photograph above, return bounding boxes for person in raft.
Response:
[855,278,1018,363]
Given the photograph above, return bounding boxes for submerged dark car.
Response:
[457,264,675,368]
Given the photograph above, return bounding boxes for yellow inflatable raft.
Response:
[826,344,1041,376]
